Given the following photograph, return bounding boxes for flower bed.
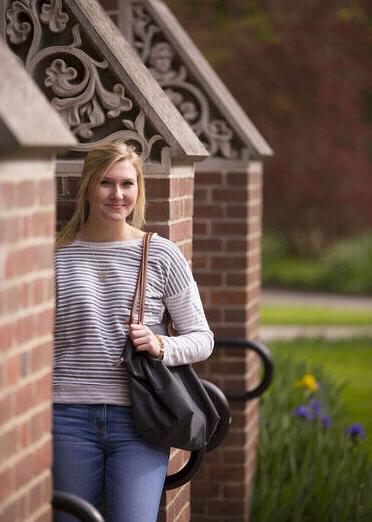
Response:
[250,355,372,522]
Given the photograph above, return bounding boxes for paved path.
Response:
[260,289,372,341]
[261,289,372,310]
[261,325,372,341]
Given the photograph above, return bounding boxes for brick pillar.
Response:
[0,157,57,522]
[191,161,263,522]
[56,159,195,522]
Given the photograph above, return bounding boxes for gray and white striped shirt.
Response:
[53,234,214,406]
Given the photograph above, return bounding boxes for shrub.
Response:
[262,232,291,262]
[262,231,372,294]
[321,234,372,293]
[250,355,372,522]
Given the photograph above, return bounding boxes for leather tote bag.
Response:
[121,233,220,451]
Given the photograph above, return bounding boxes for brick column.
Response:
[56,159,195,522]
[191,161,263,522]
[0,38,75,522]
[0,157,59,522]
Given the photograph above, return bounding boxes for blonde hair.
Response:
[56,142,146,249]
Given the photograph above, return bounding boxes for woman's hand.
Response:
[129,324,162,358]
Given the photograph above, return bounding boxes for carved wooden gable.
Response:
[121,0,272,160]
[0,0,207,163]
[0,38,76,151]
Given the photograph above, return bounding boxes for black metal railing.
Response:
[52,491,104,522]
[164,337,274,489]
[215,338,274,401]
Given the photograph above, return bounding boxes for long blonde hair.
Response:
[56,142,146,249]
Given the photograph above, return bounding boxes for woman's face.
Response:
[88,159,139,224]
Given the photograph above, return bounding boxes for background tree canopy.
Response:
[167,0,372,254]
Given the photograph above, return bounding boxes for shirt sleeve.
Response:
[159,242,214,366]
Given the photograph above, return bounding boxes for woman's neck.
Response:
[79,221,143,242]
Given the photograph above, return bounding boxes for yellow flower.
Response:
[294,373,318,392]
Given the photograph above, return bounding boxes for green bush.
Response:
[262,232,372,294]
[321,234,372,293]
[250,355,372,522]
[262,257,324,290]
[262,232,291,262]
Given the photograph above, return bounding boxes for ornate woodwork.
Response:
[2,0,166,160]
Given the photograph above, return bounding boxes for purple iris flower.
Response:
[308,400,322,419]
[321,415,331,429]
[293,405,310,419]
[346,423,366,440]
[309,400,322,415]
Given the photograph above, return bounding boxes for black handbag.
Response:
[121,232,220,451]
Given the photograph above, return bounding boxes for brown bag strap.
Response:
[129,232,153,324]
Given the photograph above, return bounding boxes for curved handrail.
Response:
[164,448,205,490]
[215,338,274,401]
[52,491,105,522]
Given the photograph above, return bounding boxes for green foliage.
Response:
[263,232,372,294]
[266,338,372,458]
[166,0,372,245]
[321,235,372,293]
[263,257,324,290]
[250,354,372,522]
[262,232,291,261]
[337,4,367,24]
[262,232,324,290]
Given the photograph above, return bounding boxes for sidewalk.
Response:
[260,289,372,341]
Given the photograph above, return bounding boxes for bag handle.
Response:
[129,232,153,325]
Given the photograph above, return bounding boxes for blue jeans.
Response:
[52,404,169,522]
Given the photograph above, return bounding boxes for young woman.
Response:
[53,142,214,522]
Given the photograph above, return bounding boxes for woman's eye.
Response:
[100,179,110,186]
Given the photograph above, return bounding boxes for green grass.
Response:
[261,304,372,325]
[263,257,324,290]
[268,338,372,457]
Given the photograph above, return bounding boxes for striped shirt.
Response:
[53,234,214,406]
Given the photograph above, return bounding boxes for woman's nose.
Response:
[110,185,123,199]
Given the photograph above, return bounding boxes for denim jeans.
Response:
[52,404,169,522]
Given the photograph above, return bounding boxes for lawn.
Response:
[267,337,372,457]
[260,304,372,325]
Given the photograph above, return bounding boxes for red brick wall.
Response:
[0,157,56,522]
[146,171,195,522]
[191,163,263,521]
[56,162,195,522]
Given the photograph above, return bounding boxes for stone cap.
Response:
[0,39,76,152]
[121,0,273,159]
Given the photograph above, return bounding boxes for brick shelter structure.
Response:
[0,41,76,521]
[1,0,272,520]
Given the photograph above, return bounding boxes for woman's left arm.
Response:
[128,281,213,365]
[160,280,214,366]
[130,238,214,365]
